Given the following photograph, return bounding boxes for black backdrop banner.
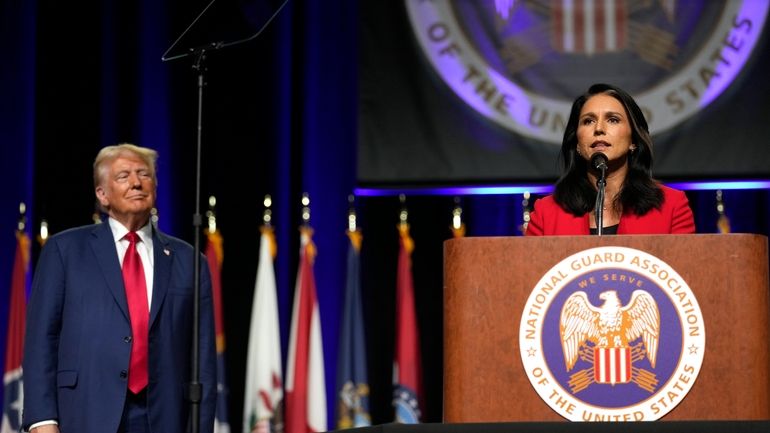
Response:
[359,1,770,186]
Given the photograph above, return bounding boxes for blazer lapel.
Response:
[90,222,130,321]
[150,227,172,329]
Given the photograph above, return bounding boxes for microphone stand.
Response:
[594,166,607,236]
[160,3,288,432]
[189,46,212,433]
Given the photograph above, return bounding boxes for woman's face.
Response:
[576,93,636,164]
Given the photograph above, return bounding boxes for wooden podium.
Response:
[443,234,770,422]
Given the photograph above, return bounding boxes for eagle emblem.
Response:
[560,290,660,393]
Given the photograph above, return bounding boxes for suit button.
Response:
[120,370,128,379]
[124,336,132,343]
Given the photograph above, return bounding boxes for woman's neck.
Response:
[587,161,628,208]
[587,162,628,229]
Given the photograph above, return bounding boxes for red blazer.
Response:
[526,185,696,236]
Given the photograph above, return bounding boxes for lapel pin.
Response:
[164,248,170,256]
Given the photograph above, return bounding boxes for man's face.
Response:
[95,154,156,227]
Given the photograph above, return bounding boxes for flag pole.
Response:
[451,197,465,238]
[393,194,423,423]
[520,191,532,235]
[244,194,285,433]
[286,193,327,433]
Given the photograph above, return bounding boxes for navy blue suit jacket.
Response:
[22,221,216,433]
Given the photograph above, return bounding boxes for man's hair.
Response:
[93,143,158,188]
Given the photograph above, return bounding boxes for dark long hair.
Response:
[553,83,663,216]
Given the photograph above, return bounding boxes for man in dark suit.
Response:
[22,144,216,433]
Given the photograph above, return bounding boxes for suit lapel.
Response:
[90,222,130,321]
[150,227,172,329]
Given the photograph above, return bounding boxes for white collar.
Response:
[107,218,153,244]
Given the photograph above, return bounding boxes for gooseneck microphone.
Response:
[591,152,608,236]
[591,152,608,171]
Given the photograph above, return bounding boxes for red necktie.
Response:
[123,231,149,393]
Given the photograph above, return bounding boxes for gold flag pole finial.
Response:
[520,191,532,234]
[17,202,26,232]
[301,193,311,226]
[347,194,363,251]
[205,196,224,264]
[348,194,357,232]
[300,193,316,260]
[716,190,731,234]
[398,194,408,230]
[17,203,33,264]
[398,194,413,252]
[206,196,217,234]
[261,195,277,258]
[38,219,49,246]
[263,194,273,227]
[451,197,465,238]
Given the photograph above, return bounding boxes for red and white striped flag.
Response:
[551,0,628,55]
[285,227,326,433]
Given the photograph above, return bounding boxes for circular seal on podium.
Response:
[519,246,705,421]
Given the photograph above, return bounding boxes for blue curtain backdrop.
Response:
[1,0,770,428]
[0,0,36,412]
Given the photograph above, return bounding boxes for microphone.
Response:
[590,152,608,171]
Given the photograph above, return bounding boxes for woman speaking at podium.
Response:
[526,83,695,236]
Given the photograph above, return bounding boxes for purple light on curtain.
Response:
[356,184,554,197]
[356,180,770,197]
[699,1,769,107]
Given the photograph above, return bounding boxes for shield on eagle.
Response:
[560,290,660,391]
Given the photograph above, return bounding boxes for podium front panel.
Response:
[443,234,770,422]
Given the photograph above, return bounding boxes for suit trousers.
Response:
[118,390,150,433]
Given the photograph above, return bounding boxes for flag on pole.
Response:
[205,228,232,433]
[335,229,370,429]
[1,230,31,433]
[244,227,284,433]
[450,199,465,239]
[285,226,327,433]
[392,223,422,423]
